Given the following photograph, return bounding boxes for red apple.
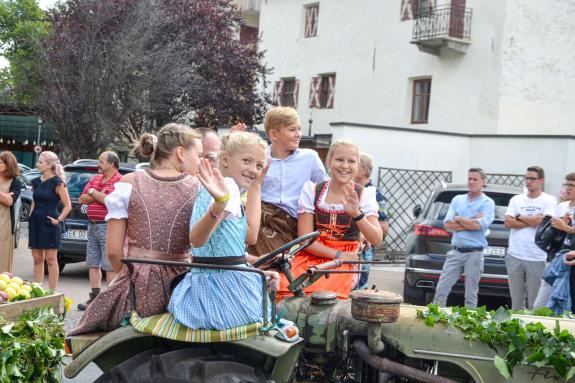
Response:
[0,291,7,302]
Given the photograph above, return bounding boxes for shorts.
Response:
[86,223,113,271]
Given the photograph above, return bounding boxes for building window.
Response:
[272,78,299,107]
[411,78,431,124]
[304,4,319,38]
[309,74,336,109]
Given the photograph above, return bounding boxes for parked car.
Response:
[18,163,31,174]
[57,162,135,273]
[403,183,523,306]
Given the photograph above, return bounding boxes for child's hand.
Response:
[341,182,361,217]
[197,158,229,203]
[251,160,271,188]
[264,271,280,291]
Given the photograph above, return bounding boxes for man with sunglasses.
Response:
[504,166,557,310]
[197,128,221,168]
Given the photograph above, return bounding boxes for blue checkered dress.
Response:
[168,186,268,330]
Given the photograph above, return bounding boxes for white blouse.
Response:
[105,182,133,221]
[298,180,378,217]
[208,177,243,220]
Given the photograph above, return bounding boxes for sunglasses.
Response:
[201,152,217,162]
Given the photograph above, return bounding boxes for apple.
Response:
[0,291,7,302]
[0,280,7,291]
[4,287,17,301]
[7,282,20,291]
[1,271,13,279]
[0,274,10,283]
[9,277,23,286]
[20,285,32,293]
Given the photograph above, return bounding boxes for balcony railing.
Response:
[412,4,472,42]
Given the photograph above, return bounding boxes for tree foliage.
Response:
[0,0,50,103]
[10,0,270,158]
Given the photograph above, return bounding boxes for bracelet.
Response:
[207,205,222,219]
[214,193,230,204]
[352,211,365,222]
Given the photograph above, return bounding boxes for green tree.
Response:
[0,0,50,104]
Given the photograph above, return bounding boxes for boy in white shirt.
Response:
[504,166,557,310]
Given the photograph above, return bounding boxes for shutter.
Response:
[304,7,313,37]
[272,80,284,106]
[309,77,320,108]
[272,81,280,105]
[310,6,319,37]
[293,79,299,107]
[326,75,336,108]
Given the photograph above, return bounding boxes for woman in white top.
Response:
[276,140,383,300]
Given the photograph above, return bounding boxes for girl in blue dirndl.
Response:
[169,132,276,330]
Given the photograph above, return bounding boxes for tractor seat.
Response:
[130,312,262,343]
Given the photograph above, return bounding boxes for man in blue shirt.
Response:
[432,168,495,308]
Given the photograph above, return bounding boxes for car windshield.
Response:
[427,191,515,223]
[64,170,97,199]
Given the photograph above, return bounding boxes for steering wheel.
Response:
[252,231,320,270]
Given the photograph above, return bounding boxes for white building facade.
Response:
[258,0,575,193]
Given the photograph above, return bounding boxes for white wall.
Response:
[332,123,575,196]
[260,0,507,135]
[497,1,575,135]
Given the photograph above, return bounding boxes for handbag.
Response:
[535,215,568,262]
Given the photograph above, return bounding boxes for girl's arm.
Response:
[107,219,127,273]
[56,183,72,221]
[189,159,230,247]
[342,182,383,246]
[0,191,14,206]
[245,162,268,245]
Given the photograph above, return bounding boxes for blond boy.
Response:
[247,107,327,256]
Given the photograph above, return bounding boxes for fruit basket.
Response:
[0,272,64,320]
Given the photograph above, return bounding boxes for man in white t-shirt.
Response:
[504,166,557,310]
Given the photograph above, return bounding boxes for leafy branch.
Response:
[417,304,575,380]
[0,307,65,383]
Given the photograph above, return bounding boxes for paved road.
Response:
[11,226,406,381]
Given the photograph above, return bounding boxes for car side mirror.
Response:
[412,204,422,218]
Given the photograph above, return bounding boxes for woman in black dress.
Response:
[29,151,71,291]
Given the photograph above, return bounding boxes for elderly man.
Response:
[354,152,389,289]
[197,128,221,167]
[77,151,122,310]
[432,168,495,308]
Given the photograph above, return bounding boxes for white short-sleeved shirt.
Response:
[298,180,378,217]
[105,182,133,221]
[505,192,557,261]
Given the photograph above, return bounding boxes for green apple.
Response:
[5,287,17,301]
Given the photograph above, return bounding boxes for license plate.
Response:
[65,229,88,240]
[484,246,506,257]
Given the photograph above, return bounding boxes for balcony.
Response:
[411,5,472,55]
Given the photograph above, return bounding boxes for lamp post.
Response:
[35,118,42,162]
[308,117,313,137]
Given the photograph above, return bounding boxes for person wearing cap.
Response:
[77,151,122,310]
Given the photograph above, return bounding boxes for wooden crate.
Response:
[0,293,65,320]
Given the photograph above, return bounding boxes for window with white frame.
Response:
[309,73,335,109]
[304,4,319,38]
[272,78,299,107]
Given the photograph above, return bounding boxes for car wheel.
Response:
[20,202,31,222]
[94,347,268,383]
[403,279,427,306]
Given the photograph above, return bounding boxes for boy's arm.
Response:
[444,198,465,231]
[311,152,329,182]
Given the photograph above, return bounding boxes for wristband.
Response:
[214,193,230,204]
[352,211,365,222]
[335,250,343,259]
